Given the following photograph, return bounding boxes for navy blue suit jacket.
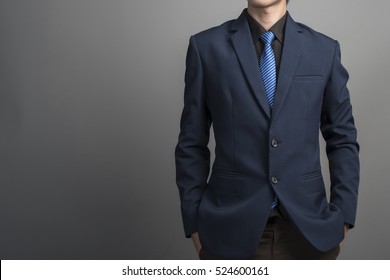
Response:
[175,10,359,259]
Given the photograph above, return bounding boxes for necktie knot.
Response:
[260,31,275,46]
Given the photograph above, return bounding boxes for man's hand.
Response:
[191,232,202,253]
[339,225,349,248]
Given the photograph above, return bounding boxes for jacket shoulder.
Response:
[293,20,340,57]
[296,21,337,45]
[191,19,235,43]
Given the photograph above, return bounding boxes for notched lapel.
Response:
[272,13,305,119]
[229,11,271,119]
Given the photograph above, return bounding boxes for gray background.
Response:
[0,0,389,259]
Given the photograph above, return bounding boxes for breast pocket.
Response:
[289,75,326,122]
[293,75,324,82]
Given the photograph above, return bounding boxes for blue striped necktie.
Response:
[259,31,276,109]
[259,31,279,209]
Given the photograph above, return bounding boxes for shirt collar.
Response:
[245,9,287,43]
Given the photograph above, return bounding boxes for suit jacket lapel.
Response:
[230,11,271,119]
[272,13,305,118]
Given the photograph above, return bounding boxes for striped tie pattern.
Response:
[259,31,278,209]
[259,31,276,109]
[271,194,279,209]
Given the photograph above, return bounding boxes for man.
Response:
[175,0,359,259]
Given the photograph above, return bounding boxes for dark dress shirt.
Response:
[246,9,287,78]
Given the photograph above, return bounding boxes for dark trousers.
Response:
[199,209,340,260]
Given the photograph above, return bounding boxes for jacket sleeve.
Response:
[320,41,360,228]
[175,36,212,237]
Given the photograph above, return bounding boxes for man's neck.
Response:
[247,3,287,30]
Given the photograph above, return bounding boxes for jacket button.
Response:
[271,139,278,148]
[271,177,278,184]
